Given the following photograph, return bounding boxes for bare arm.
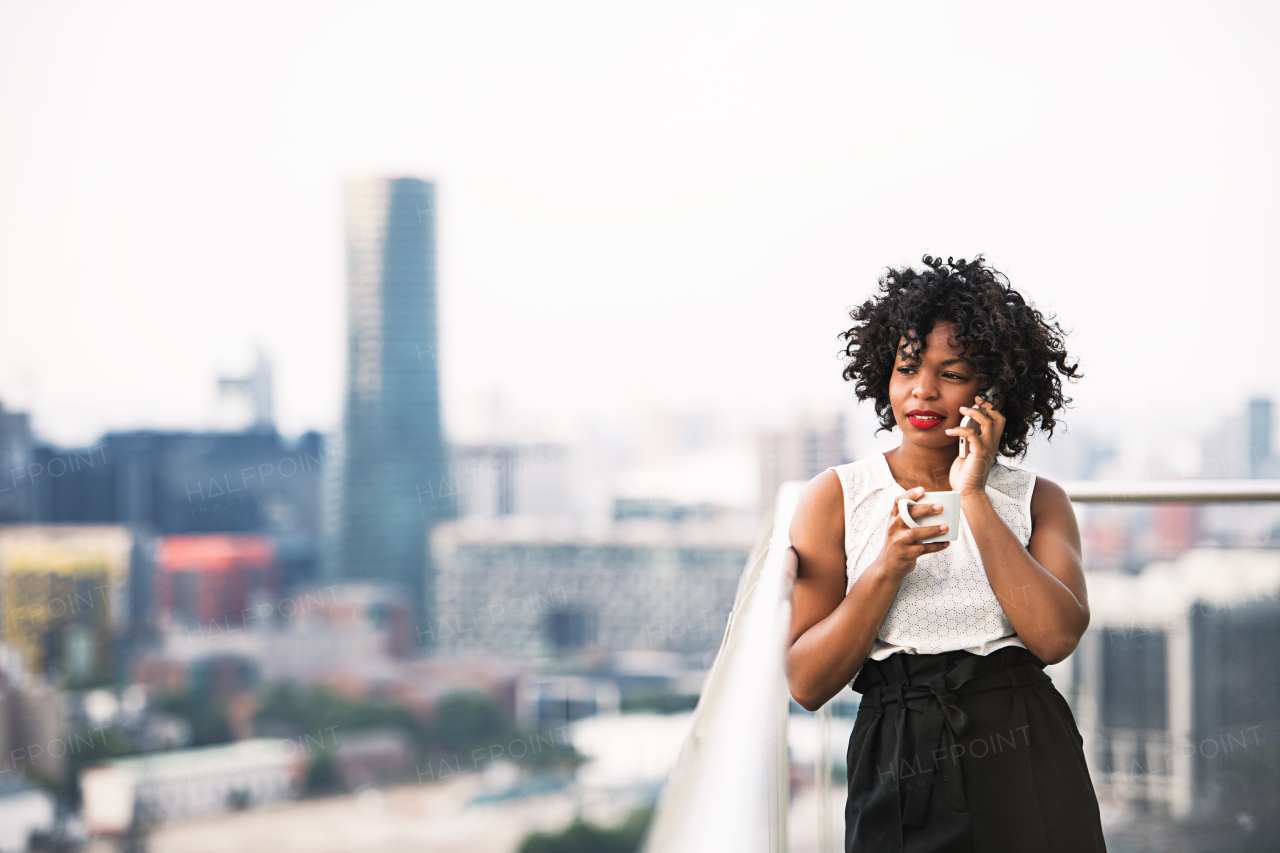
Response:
[785,472,950,711]
[961,477,1089,664]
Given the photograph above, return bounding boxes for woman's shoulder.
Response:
[986,458,1038,497]
[985,463,1076,538]
[1024,471,1072,521]
[788,469,845,550]
[829,453,892,497]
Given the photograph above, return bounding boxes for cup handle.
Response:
[897,498,922,529]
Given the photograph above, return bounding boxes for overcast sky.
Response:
[2,1,1278,459]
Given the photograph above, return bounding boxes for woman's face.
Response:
[888,320,983,449]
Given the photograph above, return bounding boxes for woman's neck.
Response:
[884,440,958,491]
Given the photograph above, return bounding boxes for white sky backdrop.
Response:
[1,1,1278,464]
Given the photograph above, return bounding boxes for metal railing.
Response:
[1060,480,1280,503]
[642,477,1280,853]
[642,481,802,853]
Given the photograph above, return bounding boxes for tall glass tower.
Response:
[1249,397,1273,478]
[338,177,446,640]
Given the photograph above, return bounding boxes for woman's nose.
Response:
[912,376,939,398]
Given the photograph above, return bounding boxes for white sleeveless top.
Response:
[829,452,1037,660]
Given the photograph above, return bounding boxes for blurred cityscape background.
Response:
[1,3,1279,853]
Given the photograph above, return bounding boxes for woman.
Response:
[786,256,1106,853]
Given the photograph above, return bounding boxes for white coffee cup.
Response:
[897,492,961,543]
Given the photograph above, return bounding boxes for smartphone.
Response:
[958,386,997,458]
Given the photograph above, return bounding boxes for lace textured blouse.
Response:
[829,451,1037,660]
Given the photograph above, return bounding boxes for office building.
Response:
[1066,550,1280,820]
[80,739,303,832]
[140,581,418,691]
[0,400,35,524]
[1248,396,1274,478]
[17,429,325,637]
[449,443,572,520]
[0,650,68,780]
[153,534,278,631]
[337,177,447,635]
[430,519,752,659]
[0,525,131,684]
[758,413,847,515]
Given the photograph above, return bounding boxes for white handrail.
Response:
[642,481,803,853]
[1061,479,1280,503]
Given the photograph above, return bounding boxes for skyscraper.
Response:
[1248,396,1272,478]
[338,177,447,639]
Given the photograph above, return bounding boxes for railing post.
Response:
[816,702,833,853]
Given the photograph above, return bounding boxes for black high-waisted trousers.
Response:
[844,646,1107,853]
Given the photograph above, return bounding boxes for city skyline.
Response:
[2,3,1279,453]
[2,5,1278,850]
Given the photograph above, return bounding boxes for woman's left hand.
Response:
[946,395,1006,495]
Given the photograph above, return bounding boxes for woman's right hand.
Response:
[876,487,951,581]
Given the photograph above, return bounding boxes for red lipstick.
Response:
[906,409,945,430]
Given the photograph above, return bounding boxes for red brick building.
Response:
[154,535,278,630]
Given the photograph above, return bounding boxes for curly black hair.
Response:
[840,255,1081,459]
